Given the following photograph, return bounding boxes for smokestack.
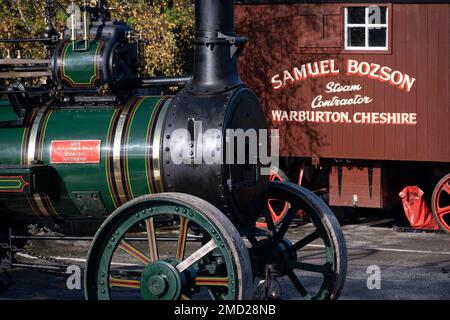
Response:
[188,0,245,95]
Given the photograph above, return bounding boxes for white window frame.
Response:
[344,6,388,51]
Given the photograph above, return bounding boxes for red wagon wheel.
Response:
[431,174,450,233]
[256,168,290,228]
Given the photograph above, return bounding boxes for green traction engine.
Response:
[0,0,347,300]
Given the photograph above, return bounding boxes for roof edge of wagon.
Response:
[236,0,450,4]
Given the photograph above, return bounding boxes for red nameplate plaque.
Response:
[51,140,101,164]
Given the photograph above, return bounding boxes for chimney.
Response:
[188,0,246,95]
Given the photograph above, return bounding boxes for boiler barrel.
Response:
[0,96,171,220]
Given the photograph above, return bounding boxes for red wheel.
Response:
[256,167,290,228]
[431,174,450,233]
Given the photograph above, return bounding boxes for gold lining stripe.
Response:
[151,98,172,193]
[125,98,146,199]
[27,107,47,165]
[112,98,141,204]
[27,107,51,217]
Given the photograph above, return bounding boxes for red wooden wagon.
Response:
[236,0,450,232]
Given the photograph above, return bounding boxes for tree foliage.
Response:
[0,0,195,75]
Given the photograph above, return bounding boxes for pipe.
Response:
[140,75,192,87]
[188,0,245,95]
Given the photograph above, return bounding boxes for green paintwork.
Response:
[0,96,166,219]
[125,97,163,197]
[0,100,19,121]
[95,202,236,300]
[0,100,24,165]
[61,40,103,87]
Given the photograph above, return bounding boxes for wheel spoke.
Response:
[176,217,189,260]
[110,277,141,289]
[437,205,450,217]
[287,269,310,298]
[287,261,330,275]
[194,276,229,287]
[442,182,450,195]
[264,207,278,237]
[118,240,150,264]
[176,239,218,273]
[145,218,158,262]
[291,229,321,251]
[275,207,297,241]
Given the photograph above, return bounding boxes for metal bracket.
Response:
[368,165,373,200]
[72,191,107,218]
[187,118,202,162]
[217,32,247,58]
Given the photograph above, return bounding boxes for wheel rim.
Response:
[85,193,252,300]
[256,169,290,228]
[432,174,450,232]
[250,182,347,300]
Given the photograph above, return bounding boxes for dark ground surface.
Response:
[0,210,449,300]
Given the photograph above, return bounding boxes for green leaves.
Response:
[0,0,195,76]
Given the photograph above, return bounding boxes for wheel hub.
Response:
[140,260,182,300]
[251,238,296,277]
[148,275,167,296]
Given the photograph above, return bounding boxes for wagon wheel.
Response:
[256,167,290,228]
[431,174,450,233]
[85,193,253,300]
[249,182,347,300]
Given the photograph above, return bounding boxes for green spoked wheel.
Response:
[249,182,347,300]
[84,193,253,300]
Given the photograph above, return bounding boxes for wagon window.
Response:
[345,6,388,50]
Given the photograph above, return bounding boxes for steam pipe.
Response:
[140,75,192,87]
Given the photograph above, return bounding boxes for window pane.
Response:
[348,27,365,47]
[368,6,387,24]
[369,27,387,47]
[347,7,365,24]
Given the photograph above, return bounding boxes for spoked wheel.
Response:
[256,167,290,228]
[249,182,347,300]
[85,193,253,300]
[432,174,450,233]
